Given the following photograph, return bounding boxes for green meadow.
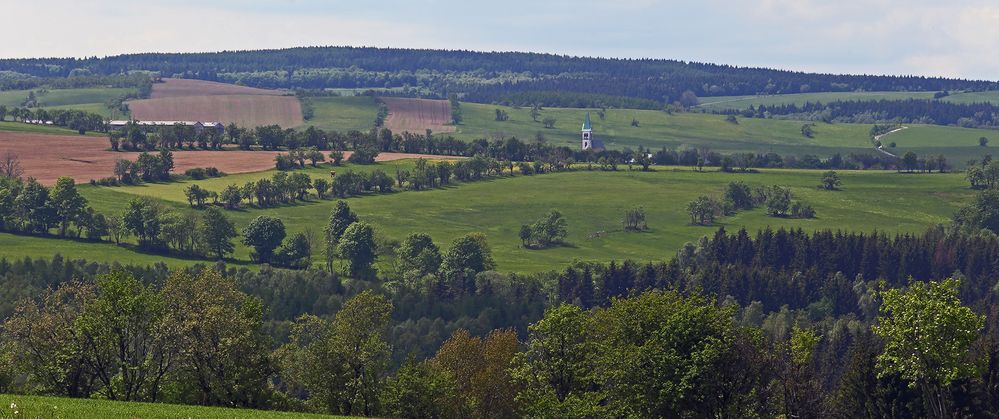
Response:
[0,161,973,273]
[0,87,135,118]
[0,393,340,419]
[301,97,994,166]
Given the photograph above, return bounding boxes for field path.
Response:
[872,126,907,158]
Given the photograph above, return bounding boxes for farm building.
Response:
[108,120,225,134]
[581,112,606,151]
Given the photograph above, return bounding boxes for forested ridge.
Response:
[730,98,999,128]
[0,46,995,106]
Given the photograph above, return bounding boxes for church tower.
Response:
[581,112,593,150]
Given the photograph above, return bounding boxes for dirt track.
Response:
[382,97,455,134]
[0,131,460,185]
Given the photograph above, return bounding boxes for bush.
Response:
[275,154,297,171]
[184,167,223,180]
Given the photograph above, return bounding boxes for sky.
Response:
[2,0,998,80]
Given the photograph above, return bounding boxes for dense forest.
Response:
[0,46,995,106]
[2,222,999,417]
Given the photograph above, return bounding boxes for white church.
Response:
[580,112,606,151]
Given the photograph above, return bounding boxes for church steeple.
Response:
[582,112,592,131]
[581,112,593,150]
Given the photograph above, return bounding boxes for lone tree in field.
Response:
[449,93,462,125]
[521,210,568,249]
[0,151,23,179]
[687,196,720,225]
[542,117,557,129]
[623,207,648,231]
[873,278,983,419]
[337,221,378,278]
[980,136,989,147]
[242,215,286,263]
[820,170,842,190]
[50,176,88,237]
[324,201,358,272]
[902,151,919,172]
[199,207,236,259]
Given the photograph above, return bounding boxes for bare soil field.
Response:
[129,95,303,128]
[150,78,288,99]
[0,131,458,185]
[382,97,455,133]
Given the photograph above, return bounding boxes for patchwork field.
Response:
[0,393,341,419]
[383,97,455,133]
[0,130,454,185]
[0,162,973,272]
[128,78,303,127]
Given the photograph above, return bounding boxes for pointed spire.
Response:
[582,112,592,131]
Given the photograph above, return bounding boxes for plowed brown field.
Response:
[149,78,288,99]
[382,97,455,133]
[128,78,303,128]
[0,131,458,185]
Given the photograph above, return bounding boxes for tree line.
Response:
[729,98,999,129]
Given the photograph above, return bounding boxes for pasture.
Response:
[0,394,341,419]
[0,162,973,272]
[304,96,995,165]
[307,96,383,132]
[0,87,135,118]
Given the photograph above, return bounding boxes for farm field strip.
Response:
[382,97,455,133]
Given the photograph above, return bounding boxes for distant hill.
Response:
[0,46,995,107]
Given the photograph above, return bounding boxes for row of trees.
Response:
[735,98,999,129]
[0,106,106,134]
[0,176,103,238]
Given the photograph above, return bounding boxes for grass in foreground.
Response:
[0,164,967,273]
[0,394,340,419]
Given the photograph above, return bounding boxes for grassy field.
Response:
[696,90,999,111]
[0,161,973,273]
[302,97,994,165]
[306,96,382,132]
[0,394,340,418]
[0,121,103,136]
[0,87,135,118]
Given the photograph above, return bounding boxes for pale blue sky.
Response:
[3,0,997,80]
